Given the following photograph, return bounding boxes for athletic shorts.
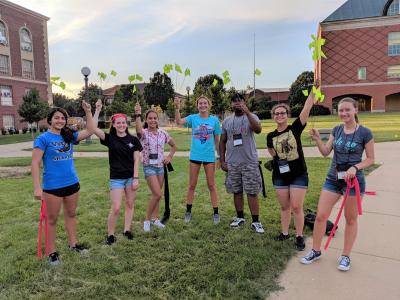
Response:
[190,160,213,165]
[43,182,80,197]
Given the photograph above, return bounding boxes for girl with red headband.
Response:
[93,100,142,245]
[134,103,176,232]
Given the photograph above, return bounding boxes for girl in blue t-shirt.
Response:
[301,97,375,271]
[32,101,95,265]
[174,95,221,223]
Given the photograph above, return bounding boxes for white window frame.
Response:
[388,0,400,16]
[388,65,400,78]
[2,115,15,130]
[357,67,367,80]
[22,59,34,79]
[0,85,12,106]
[20,28,32,52]
[0,54,10,75]
[0,21,8,46]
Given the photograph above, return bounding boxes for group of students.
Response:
[32,90,374,271]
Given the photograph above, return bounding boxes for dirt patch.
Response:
[0,166,31,177]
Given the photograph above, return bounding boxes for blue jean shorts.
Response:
[109,178,133,190]
[323,175,365,196]
[143,165,164,178]
[273,173,309,189]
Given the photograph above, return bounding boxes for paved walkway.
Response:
[270,141,400,300]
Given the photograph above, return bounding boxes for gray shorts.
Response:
[225,162,262,195]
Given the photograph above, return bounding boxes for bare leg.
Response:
[123,186,136,232]
[342,195,360,256]
[107,189,124,235]
[275,188,291,233]
[145,175,162,221]
[204,163,218,208]
[43,192,63,254]
[186,162,201,205]
[63,192,79,247]
[289,188,307,236]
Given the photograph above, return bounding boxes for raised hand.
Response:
[82,100,91,113]
[95,99,103,111]
[309,128,321,141]
[174,97,181,110]
[239,102,250,115]
[135,102,141,115]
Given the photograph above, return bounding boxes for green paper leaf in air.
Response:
[184,68,191,77]
[222,70,230,78]
[98,72,107,81]
[308,34,326,62]
[302,89,309,97]
[255,68,262,76]
[110,70,117,77]
[212,78,218,87]
[135,74,143,81]
[223,77,231,85]
[132,85,137,93]
[59,82,66,90]
[319,94,325,103]
[163,64,170,74]
[50,76,60,82]
[175,64,182,74]
[128,74,136,83]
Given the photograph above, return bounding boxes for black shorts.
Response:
[43,182,80,197]
[190,160,213,165]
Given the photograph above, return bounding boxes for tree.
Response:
[165,98,175,119]
[247,96,278,119]
[182,95,196,116]
[52,93,80,117]
[288,71,314,107]
[77,83,103,116]
[18,88,49,138]
[106,90,134,116]
[143,72,174,110]
[193,74,228,118]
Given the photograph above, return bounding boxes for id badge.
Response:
[278,159,290,174]
[149,153,158,165]
[233,134,243,146]
[337,171,346,180]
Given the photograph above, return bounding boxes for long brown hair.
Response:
[47,108,74,144]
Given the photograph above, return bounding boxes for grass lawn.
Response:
[0,132,38,145]
[0,157,334,299]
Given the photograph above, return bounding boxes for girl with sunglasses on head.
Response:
[93,100,142,245]
[32,101,95,265]
[134,102,176,232]
[266,91,316,251]
[174,95,221,224]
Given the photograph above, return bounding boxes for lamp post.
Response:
[81,66,91,143]
[186,86,190,132]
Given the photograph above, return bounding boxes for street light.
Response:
[81,66,91,143]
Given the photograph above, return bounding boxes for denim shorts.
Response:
[109,178,133,190]
[273,173,309,189]
[143,165,164,178]
[323,175,365,196]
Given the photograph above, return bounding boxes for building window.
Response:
[2,115,14,129]
[0,21,7,46]
[387,0,400,15]
[358,67,367,80]
[0,54,10,75]
[0,86,12,106]
[22,59,34,79]
[20,28,32,52]
[388,65,400,78]
[388,32,400,56]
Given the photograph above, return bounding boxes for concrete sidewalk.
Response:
[270,142,400,300]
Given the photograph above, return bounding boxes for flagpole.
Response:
[253,32,256,99]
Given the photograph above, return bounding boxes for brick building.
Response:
[320,0,400,112]
[0,0,51,131]
[244,88,290,103]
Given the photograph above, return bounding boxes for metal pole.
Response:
[253,32,256,99]
[84,75,91,143]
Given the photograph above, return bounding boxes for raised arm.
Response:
[240,102,262,134]
[163,138,177,165]
[310,128,334,157]
[174,97,187,126]
[31,148,44,200]
[92,99,105,140]
[134,102,144,139]
[77,100,96,141]
[299,91,316,126]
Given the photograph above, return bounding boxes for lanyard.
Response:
[232,115,245,135]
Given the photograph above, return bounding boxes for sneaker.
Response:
[48,252,60,266]
[337,255,351,271]
[123,231,134,240]
[230,217,245,228]
[295,236,306,251]
[106,235,116,245]
[213,214,220,224]
[300,249,321,264]
[274,233,290,241]
[69,244,89,254]
[184,212,192,223]
[152,219,166,228]
[251,222,265,233]
[143,220,151,232]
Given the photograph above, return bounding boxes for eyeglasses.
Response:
[273,111,287,116]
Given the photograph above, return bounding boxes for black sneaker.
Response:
[274,233,290,241]
[123,231,134,240]
[69,244,89,254]
[48,252,60,266]
[106,235,116,245]
[295,236,305,251]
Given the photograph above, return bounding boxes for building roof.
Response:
[323,0,389,23]
[245,88,289,94]
[0,0,50,20]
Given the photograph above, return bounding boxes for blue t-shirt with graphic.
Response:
[185,114,221,162]
[327,124,373,180]
[33,131,80,190]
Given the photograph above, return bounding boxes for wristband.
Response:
[352,165,359,172]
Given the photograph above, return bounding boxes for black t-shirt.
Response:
[100,133,143,179]
[266,117,307,179]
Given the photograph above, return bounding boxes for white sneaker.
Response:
[152,219,166,228]
[143,220,151,232]
[230,217,245,228]
[251,222,265,233]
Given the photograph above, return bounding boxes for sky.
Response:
[13,0,348,97]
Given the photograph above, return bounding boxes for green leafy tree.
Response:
[288,71,314,107]
[247,96,277,119]
[182,95,196,116]
[165,98,175,119]
[193,74,228,118]
[106,90,135,116]
[18,88,49,138]
[77,83,103,116]
[144,72,174,110]
[52,93,80,117]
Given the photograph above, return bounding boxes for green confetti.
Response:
[255,68,262,76]
[184,68,191,77]
[59,82,66,90]
[175,64,182,74]
[302,90,309,97]
[98,72,107,81]
[308,34,326,62]
[110,70,117,77]
[212,78,219,87]
[223,77,231,85]
[222,70,230,78]
[50,76,60,81]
